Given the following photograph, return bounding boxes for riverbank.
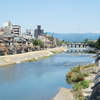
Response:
[53,88,75,100]
[66,64,97,100]
[53,63,97,100]
[0,47,67,67]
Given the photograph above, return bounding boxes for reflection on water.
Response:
[0,48,95,100]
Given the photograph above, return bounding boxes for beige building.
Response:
[3,21,12,34]
[12,25,21,36]
[0,21,21,36]
[38,34,57,48]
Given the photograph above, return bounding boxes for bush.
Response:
[32,39,44,48]
[73,83,84,100]
[79,81,90,89]
[73,83,82,91]
[74,90,84,100]
[71,65,82,73]
[72,74,84,82]
[81,73,89,77]
[66,66,84,83]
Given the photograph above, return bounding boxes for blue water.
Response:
[0,50,95,100]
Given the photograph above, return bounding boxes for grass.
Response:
[21,54,54,63]
[21,58,37,63]
[72,81,90,100]
[66,65,85,83]
[41,54,54,59]
[66,63,96,100]
[82,63,96,69]
[51,51,64,54]
[0,62,16,67]
[74,54,80,56]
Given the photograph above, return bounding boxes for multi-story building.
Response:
[34,25,44,39]
[12,25,21,36]
[25,29,33,39]
[26,29,33,36]
[3,21,12,34]
[1,21,22,35]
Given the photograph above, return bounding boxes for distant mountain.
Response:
[46,33,100,43]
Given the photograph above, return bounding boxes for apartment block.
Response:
[3,21,12,34]
[12,25,21,36]
[26,29,33,36]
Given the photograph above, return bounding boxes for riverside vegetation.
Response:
[85,37,100,49]
[66,63,96,100]
[21,54,54,63]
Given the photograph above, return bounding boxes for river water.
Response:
[0,48,95,100]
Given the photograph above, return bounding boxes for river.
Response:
[0,48,95,100]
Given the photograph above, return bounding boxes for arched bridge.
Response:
[66,43,89,48]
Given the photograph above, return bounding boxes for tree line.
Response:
[85,37,100,49]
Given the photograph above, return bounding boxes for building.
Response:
[3,21,12,34]
[47,35,57,48]
[0,28,5,34]
[12,25,21,36]
[26,29,33,36]
[26,29,33,37]
[24,29,33,39]
[34,25,44,39]
[0,21,22,35]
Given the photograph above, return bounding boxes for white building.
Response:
[3,21,12,34]
[12,25,21,36]
[24,29,33,39]
[26,29,33,36]
[1,21,22,36]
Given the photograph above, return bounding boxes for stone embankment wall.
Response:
[0,47,67,67]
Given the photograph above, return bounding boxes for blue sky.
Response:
[0,0,100,33]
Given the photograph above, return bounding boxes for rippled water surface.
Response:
[0,49,95,100]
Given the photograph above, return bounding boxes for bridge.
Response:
[66,43,89,48]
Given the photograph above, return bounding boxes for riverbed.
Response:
[0,48,95,100]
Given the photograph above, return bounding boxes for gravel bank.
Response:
[0,47,67,67]
[53,88,75,100]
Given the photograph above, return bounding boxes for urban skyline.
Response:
[0,0,100,33]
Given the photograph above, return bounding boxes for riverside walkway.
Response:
[89,48,100,100]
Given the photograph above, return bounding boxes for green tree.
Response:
[95,37,100,49]
[32,39,44,48]
[85,38,88,43]
[88,41,96,47]
[62,39,65,42]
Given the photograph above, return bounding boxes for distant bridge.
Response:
[66,43,89,48]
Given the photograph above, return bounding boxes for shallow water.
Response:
[0,49,95,100]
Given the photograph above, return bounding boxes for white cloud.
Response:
[92,30,100,33]
[73,25,78,30]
